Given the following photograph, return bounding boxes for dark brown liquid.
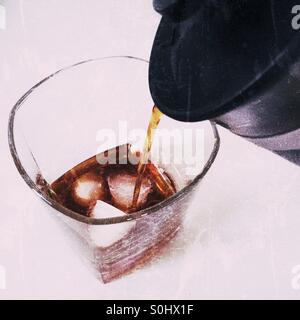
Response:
[50,144,176,216]
[131,106,175,211]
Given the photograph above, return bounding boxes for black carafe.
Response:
[149,0,300,165]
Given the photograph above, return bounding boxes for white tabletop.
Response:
[0,0,300,300]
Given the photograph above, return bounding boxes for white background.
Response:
[0,0,300,300]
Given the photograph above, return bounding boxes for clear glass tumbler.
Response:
[8,56,220,283]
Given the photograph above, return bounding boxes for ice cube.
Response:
[107,172,152,211]
[71,172,107,207]
[89,201,135,247]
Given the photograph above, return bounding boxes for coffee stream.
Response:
[131,106,175,210]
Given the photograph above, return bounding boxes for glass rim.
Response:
[8,56,221,225]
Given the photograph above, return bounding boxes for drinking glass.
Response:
[8,56,220,283]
